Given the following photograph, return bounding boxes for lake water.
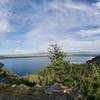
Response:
[0,56,94,76]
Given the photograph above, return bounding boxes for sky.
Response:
[0,0,100,54]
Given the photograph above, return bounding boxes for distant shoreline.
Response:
[0,56,48,59]
[0,54,96,59]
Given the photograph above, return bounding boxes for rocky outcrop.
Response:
[44,82,81,100]
[87,55,100,64]
[0,81,82,100]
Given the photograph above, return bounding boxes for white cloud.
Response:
[0,0,13,33]
[77,28,100,37]
[13,49,23,54]
[1,0,100,53]
[94,2,100,9]
[0,0,10,4]
[47,1,100,16]
[22,0,100,53]
[59,38,100,52]
[0,20,12,32]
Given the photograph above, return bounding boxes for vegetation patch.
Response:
[0,44,100,100]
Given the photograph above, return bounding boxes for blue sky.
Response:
[0,0,100,54]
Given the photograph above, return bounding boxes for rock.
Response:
[87,55,100,64]
[44,82,67,95]
[16,84,30,90]
[0,83,10,88]
[11,84,16,88]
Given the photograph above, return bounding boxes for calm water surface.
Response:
[0,56,94,76]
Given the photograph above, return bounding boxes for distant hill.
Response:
[0,52,99,59]
[87,55,100,64]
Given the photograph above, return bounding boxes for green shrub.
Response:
[23,45,100,100]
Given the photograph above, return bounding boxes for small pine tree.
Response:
[48,44,66,63]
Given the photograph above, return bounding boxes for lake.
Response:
[0,56,94,76]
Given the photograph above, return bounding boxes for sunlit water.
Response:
[0,56,94,76]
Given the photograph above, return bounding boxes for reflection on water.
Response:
[0,56,94,76]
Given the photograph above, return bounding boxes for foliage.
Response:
[48,44,67,64]
[24,45,100,100]
[24,63,100,99]
[0,44,100,100]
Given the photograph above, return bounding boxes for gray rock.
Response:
[11,84,16,88]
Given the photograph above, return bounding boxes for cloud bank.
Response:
[0,0,100,54]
